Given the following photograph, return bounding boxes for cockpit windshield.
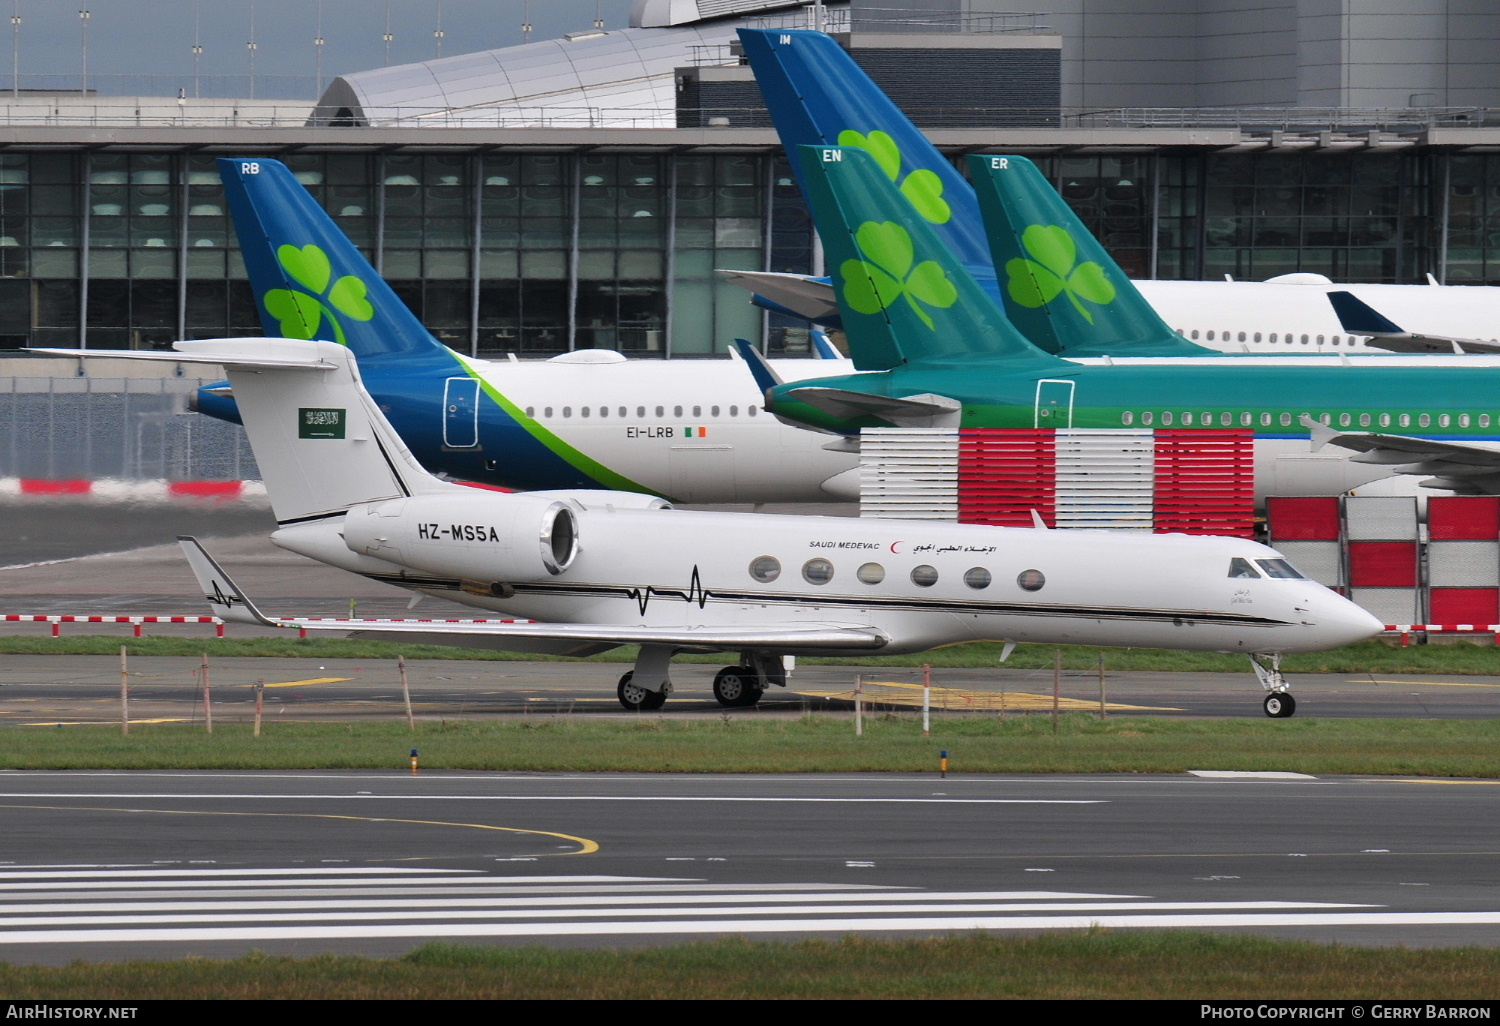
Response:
[1228,558,1261,579]
[1255,558,1306,580]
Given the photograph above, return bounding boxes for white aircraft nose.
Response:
[1314,592,1386,648]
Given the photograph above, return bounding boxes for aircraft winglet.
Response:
[177,536,281,627]
[732,338,783,399]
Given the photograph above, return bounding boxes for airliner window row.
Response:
[1119,411,1493,429]
[523,404,758,419]
[748,556,1043,592]
[1179,329,1355,346]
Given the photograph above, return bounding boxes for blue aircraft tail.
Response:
[217,157,448,359]
[739,28,993,277]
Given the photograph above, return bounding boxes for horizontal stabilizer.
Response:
[1328,291,1500,354]
[177,536,279,626]
[29,339,337,370]
[732,338,783,396]
[718,269,838,322]
[787,387,961,427]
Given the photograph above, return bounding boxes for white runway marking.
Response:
[0,866,1472,948]
[0,792,1105,804]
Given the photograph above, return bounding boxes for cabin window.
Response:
[748,406,758,417]
[1142,411,1154,425]
[1460,414,1471,428]
[1261,413,1272,427]
[1279,413,1291,427]
[1399,414,1411,427]
[1301,335,1310,345]
[730,405,739,417]
[1359,414,1371,427]
[748,556,781,583]
[1162,412,1174,425]
[1182,412,1193,426]
[1317,335,1325,345]
[618,407,627,418]
[1439,414,1451,428]
[637,406,646,418]
[910,565,939,588]
[1320,414,1331,425]
[803,558,834,585]
[1190,329,1200,339]
[1238,332,1246,342]
[1222,412,1233,426]
[1419,414,1431,427]
[544,406,554,418]
[1017,569,1046,592]
[692,405,702,418]
[562,407,572,418]
[655,406,664,418]
[525,406,535,418]
[963,567,992,590]
[711,405,720,417]
[581,407,590,418]
[1228,558,1261,579]
[673,406,683,418]
[1241,412,1253,427]
[598,406,607,418]
[1254,333,1262,343]
[1339,413,1351,427]
[1121,411,1134,426]
[1207,330,1215,341]
[856,562,885,585]
[1270,333,1278,343]
[1255,558,1306,580]
[1379,413,1391,427]
[1482,415,1491,428]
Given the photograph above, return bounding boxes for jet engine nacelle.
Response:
[341,491,584,585]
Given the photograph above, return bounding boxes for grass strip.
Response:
[8,635,1500,674]
[2,933,1497,999]
[3,716,1497,775]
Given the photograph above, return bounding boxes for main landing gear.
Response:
[617,672,667,712]
[712,665,764,708]
[1250,653,1297,718]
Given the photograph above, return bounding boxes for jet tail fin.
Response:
[967,154,1213,358]
[1328,290,1500,354]
[177,536,280,627]
[218,158,448,359]
[737,29,992,274]
[172,338,452,523]
[798,144,1060,371]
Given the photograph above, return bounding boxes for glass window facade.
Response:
[0,145,1487,355]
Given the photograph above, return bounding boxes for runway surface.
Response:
[0,770,1493,961]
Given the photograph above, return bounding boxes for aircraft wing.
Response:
[786,387,961,428]
[1301,415,1500,492]
[716,269,838,322]
[178,537,887,654]
[1327,291,1500,355]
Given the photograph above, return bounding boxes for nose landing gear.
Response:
[1250,653,1297,718]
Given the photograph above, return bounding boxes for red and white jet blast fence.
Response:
[1267,494,1500,638]
[859,428,1255,536]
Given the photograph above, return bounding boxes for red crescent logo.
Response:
[890,541,902,553]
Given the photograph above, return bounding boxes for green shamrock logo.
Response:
[1005,224,1116,324]
[839,220,957,330]
[837,128,951,224]
[262,243,374,346]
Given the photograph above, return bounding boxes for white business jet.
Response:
[77,337,1380,717]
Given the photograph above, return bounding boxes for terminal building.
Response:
[0,0,1499,358]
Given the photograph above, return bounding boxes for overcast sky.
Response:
[8,0,640,99]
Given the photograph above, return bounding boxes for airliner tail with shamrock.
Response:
[200,157,861,503]
[758,144,1500,501]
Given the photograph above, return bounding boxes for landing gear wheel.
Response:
[618,672,667,712]
[713,666,763,708]
[1263,692,1296,718]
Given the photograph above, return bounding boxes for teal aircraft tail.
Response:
[798,144,1061,372]
[968,154,1211,357]
[217,157,448,359]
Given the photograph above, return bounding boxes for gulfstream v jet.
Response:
[44,338,1379,716]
